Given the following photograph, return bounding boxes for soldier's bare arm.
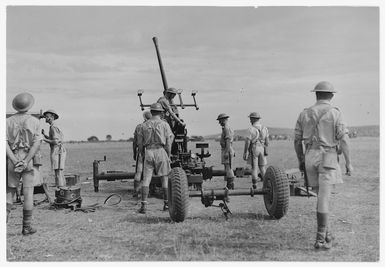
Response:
[339,134,353,175]
[6,142,19,165]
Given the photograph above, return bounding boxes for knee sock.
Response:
[317,212,328,234]
[141,186,149,203]
[23,209,33,228]
[162,187,168,203]
[134,180,141,193]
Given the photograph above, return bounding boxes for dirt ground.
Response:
[6,138,380,261]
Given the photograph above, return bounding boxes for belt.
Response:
[306,143,336,151]
[145,144,164,149]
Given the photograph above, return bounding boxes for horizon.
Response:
[5,6,379,140]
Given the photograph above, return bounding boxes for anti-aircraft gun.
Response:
[92,37,313,222]
[136,37,291,222]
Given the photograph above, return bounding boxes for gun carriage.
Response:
[92,37,313,222]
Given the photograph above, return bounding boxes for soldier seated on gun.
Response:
[137,103,174,214]
[217,113,236,190]
[243,112,269,188]
[157,87,186,130]
[132,110,152,199]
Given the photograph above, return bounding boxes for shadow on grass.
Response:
[120,214,172,224]
[189,212,275,221]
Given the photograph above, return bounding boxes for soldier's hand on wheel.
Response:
[345,163,353,176]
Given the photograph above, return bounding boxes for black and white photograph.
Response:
[2,0,382,263]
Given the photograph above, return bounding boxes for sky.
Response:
[4,4,380,141]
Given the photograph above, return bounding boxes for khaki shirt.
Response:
[6,113,42,150]
[220,124,234,149]
[246,122,269,146]
[49,121,64,150]
[294,100,347,148]
[133,123,143,149]
[140,117,174,147]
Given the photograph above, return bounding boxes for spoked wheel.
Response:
[263,166,289,219]
[168,167,189,222]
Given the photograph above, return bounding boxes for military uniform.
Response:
[157,95,179,128]
[6,113,42,188]
[141,118,174,178]
[294,81,352,250]
[220,124,235,165]
[6,92,41,235]
[294,99,346,187]
[48,121,66,171]
[246,122,269,168]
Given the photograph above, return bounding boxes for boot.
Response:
[314,212,331,249]
[138,201,148,214]
[163,201,169,211]
[6,203,12,223]
[138,186,149,214]
[314,232,332,249]
[22,210,37,236]
[258,173,263,181]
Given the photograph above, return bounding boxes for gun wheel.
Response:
[168,167,189,222]
[263,166,289,219]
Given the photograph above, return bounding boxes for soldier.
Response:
[42,109,67,188]
[243,112,269,189]
[137,103,174,214]
[217,113,236,190]
[132,110,152,198]
[294,81,353,250]
[157,87,186,129]
[6,92,42,235]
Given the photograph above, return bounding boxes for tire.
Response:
[168,167,189,222]
[263,166,289,219]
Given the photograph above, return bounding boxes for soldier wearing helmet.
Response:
[294,81,353,250]
[243,112,269,188]
[137,103,174,213]
[42,109,67,189]
[217,113,236,190]
[157,87,186,129]
[6,92,42,235]
[132,110,152,199]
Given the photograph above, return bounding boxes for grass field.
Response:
[6,137,379,261]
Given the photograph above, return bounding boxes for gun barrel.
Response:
[152,37,168,91]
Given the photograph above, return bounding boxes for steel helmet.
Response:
[311,81,337,93]
[216,113,229,120]
[143,110,152,120]
[150,103,164,112]
[248,112,261,119]
[165,87,178,94]
[12,92,35,112]
[43,109,59,120]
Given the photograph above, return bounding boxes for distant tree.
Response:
[106,134,112,141]
[87,136,99,142]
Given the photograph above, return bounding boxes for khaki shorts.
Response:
[143,147,171,178]
[221,148,235,165]
[7,149,40,188]
[247,144,267,167]
[50,146,66,170]
[305,148,343,187]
